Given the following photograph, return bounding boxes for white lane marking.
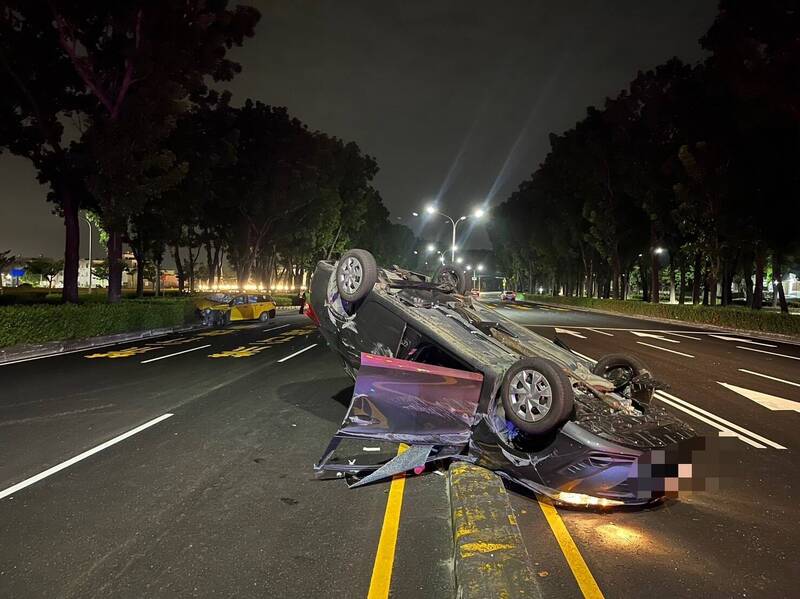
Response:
[737,346,800,362]
[571,350,597,364]
[263,324,292,333]
[554,328,587,339]
[363,447,381,452]
[654,394,766,449]
[636,342,695,358]
[710,334,777,348]
[140,344,211,364]
[656,390,786,450]
[738,368,800,389]
[277,343,318,363]
[717,382,800,413]
[0,413,174,500]
[667,332,702,341]
[587,328,614,337]
[631,331,680,344]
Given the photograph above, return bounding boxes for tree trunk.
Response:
[107,229,123,303]
[173,245,185,293]
[61,189,80,303]
[650,253,660,304]
[753,247,765,310]
[155,261,161,297]
[668,256,676,304]
[742,254,754,308]
[774,253,789,313]
[640,257,650,302]
[678,260,687,305]
[135,261,144,297]
[692,251,702,305]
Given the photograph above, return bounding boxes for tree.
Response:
[49,1,260,302]
[0,250,15,289]
[0,3,90,303]
[26,257,64,288]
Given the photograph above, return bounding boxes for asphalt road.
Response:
[0,314,453,598]
[2,300,798,598]
[483,298,799,598]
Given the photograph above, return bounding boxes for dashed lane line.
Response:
[262,324,292,332]
[571,350,597,364]
[140,344,211,364]
[587,328,614,337]
[635,342,694,358]
[0,413,174,500]
[737,346,800,362]
[738,368,800,389]
[277,343,318,363]
[709,334,777,348]
[666,332,702,341]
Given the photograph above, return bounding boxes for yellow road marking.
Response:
[367,444,408,599]
[536,497,604,599]
[197,329,235,337]
[85,346,157,359]
[208,345,269,358]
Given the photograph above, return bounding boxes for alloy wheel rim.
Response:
[509,369,552,422]
[339,256,363,294]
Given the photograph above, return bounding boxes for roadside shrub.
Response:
[272,295,294,306]
[0,299,196,348]
[519,295,800,337]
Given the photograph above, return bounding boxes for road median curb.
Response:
[448,462,541,599]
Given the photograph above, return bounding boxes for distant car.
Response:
[500,290,516,301]
[197,293,277,326]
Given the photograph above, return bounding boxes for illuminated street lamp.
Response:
[426,243,436,253]
[416,204,487,262]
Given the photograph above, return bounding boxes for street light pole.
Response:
[84,214,93,293]
[419,205,485,263]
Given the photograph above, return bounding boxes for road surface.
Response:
[484,298,798,599]
[0,314,453,598]
[1,301,798,598]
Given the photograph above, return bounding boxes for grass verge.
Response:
[0,298,196,348]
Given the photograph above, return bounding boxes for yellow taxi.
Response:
[197,293,277,326]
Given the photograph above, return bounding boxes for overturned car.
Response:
[310,249,699,507]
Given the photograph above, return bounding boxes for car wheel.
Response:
[259,311,270,322]
[336,249,378,302]
[501,357,574,435]
[269,309,277,319]
[433,264,468,295]
[592,354,653,404]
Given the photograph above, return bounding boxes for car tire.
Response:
[501,357,574,435]
[269,309,277,319]
[259,311,270,322]
[433,264,468,295]
[592,354,654,404]
[336,249,378,302]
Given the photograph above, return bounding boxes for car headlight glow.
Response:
[555,491,625,508]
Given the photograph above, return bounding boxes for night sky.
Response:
[0,0,718,258]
